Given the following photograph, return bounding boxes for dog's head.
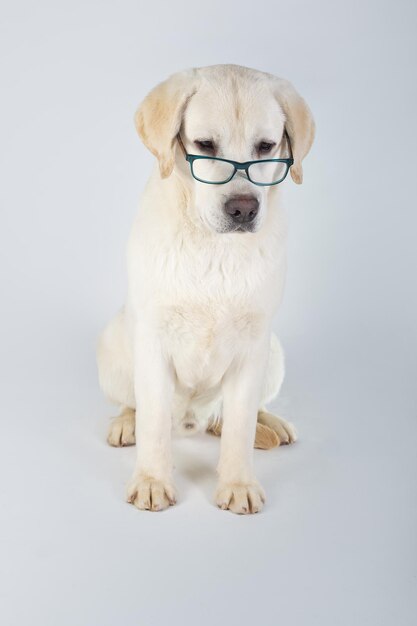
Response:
[135,65,315,234]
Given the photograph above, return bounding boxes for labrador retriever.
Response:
[97,64,315,514]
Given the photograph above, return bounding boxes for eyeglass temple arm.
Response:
[284,128,293,161]
[177,133,187,157]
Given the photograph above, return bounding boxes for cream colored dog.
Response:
[97,64,314,514]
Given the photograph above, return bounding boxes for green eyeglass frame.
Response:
[177,132,294,186]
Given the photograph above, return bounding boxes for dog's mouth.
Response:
[233,224,256,234]
[211,220,259,235]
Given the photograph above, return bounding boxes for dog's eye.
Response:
[195,140,215,153]
[258,141,275,154]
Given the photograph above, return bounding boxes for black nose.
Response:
[224,195,259,224]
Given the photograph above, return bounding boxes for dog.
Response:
[97,64,315,514]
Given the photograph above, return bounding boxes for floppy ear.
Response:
[134,69,198,179]
[272,78,315,184]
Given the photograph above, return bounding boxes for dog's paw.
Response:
[107,409,136,447]
[215,481,265,514]
[257,411,297,446]
[126,474,177,512]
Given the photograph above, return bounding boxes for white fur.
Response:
[97,64,314,514]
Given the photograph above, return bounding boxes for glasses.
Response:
[177,133,294,186]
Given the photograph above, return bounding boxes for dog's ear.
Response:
[272,78,315,184]
[135,70,198,179]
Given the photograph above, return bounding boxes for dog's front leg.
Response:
[215,337,269,514]
[126,324,176,512]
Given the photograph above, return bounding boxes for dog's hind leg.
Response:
[97,309,137,446]
[257,333,297,447]
[207,417,293,449]
[207,333,297,449]
[256,411,297,447]
[107,407,136,447]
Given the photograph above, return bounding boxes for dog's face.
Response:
[135,65,315,234]
[179,83,286,233]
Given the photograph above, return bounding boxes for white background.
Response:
[1,1,416,624]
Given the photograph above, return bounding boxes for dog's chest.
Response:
[159,304,263,390]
